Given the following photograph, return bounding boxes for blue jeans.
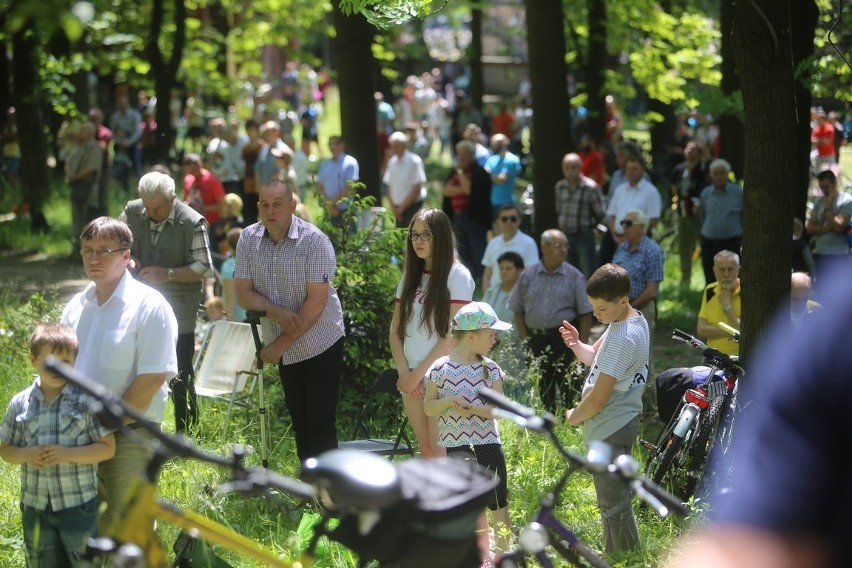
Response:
[567,228,597,279]
[22,497,98,567]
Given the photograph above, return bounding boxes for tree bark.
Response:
[718,0,745,178]
[524,0,572,236]
[332,3,380,201]
[11,25,51,232]
[147,0,186,165]
[469,6,484,112]
[733,0,814,361]
[584,0,607,145]
[790,0,819,222]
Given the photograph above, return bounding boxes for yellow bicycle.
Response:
[47,358,319,568]
[48,357,499,568]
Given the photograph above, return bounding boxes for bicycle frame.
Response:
[109,471,306,568]
[43,356,317,568]
[643,328,742,500]
[494,460,609,568]
[481,389,686,568]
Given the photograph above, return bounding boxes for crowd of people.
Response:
[0,61,850,567]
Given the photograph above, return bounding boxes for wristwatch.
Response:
[168,268,176,281]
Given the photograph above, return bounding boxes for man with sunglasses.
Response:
[480,204,540,297]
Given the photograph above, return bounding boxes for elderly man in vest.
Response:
[120,171,214,433]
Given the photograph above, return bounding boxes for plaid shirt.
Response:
[612,236,665,301]
[507,261,593,329]
[554,176,606,235]
[0,380,111,511]
[234,217,345,364]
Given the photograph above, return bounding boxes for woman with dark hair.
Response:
[390,208,474,457]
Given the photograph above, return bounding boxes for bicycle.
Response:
[478,387,688,568]
[45,356,498,568]
[640,325,743,502]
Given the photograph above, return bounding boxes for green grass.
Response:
[0,95,715,568]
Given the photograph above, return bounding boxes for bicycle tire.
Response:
[695,393,739,499]
[549,537,611,568]
[682,396,725,500]
[648,433,685,489]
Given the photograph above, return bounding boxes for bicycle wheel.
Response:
[682,396,725,500]
[694,393,739,500]
[648,432,685,489]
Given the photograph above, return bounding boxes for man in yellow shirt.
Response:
[697,250,740,356]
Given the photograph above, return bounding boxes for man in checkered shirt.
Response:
[235,178,345,462]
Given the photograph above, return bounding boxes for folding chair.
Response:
[193,320,259,434]
[339,368,415,460]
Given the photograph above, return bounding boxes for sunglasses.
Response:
[500,216,519,223]
[620,220,637,228]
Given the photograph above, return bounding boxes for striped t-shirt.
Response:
[581,314,650,444]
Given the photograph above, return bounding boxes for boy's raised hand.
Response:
[559,319,580,348]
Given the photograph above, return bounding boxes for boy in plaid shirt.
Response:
[0,322,115,566]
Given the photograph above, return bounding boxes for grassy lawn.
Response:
[0,104,847,567]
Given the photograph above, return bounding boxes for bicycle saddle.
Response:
[702,347,735,370]
[301,448,401,511]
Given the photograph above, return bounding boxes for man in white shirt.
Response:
[598,155,662,266]
[382,131,427,228]
[480,203,540,296]
[61,216,178,529]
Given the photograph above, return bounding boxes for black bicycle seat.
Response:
[301,448,401,511]
[702,347,735,370]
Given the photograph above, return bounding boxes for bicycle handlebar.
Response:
[671,328,707,349]
[44,355,315,502]
[478,387,688,518]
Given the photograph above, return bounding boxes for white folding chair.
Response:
[193,320,259,435]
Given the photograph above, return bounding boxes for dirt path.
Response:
[0,250,88,302]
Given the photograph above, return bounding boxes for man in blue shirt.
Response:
[699,158,743,285]
[484,133,522,223]
[317,135,359,227]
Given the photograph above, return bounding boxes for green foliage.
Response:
[338,0,434,28]
[314,192,405,421]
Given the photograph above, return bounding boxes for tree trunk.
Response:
[647,98,676,184]
[734,0,813,361]
[524,0,572,236]
[791,0,819,222]
[11,25,51,233]
[332,3,380,201]
[584,0,607,145]
[147,0,186,165]
[718,0,745,178]
[469,7,484,112]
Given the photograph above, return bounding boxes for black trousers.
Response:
[278,337,344,462]
[171,332,198,433]
[526,326,578,414]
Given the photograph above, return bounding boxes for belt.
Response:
[528,326,561,336]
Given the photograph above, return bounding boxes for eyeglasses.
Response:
[546,241,567,249]
[80,247,128,258]
[408,231,433,242]
[620,220,636,228]
[500,216,518,223]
